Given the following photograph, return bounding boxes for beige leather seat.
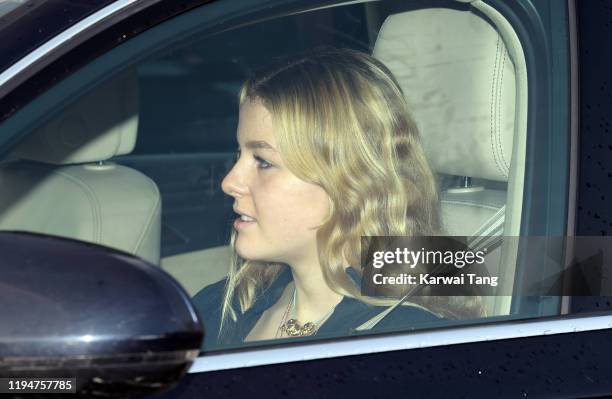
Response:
[373,5,527,315]
[0,70,162,265]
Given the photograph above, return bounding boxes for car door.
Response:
[1,0,612,398]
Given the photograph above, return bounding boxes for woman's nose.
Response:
[221,164,246,198]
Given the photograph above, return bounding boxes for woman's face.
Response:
[221,99,331,266]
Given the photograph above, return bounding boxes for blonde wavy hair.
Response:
[218,47,481,339]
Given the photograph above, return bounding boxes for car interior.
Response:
[0,70,162,265]
[0,0,528,323]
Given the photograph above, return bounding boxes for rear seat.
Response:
[373,5,527,316]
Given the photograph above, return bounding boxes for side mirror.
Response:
[0,231,203,397]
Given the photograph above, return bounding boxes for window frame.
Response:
[0,0,586,374]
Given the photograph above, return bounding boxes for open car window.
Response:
[0,0,597,368]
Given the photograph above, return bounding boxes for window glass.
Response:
[0,0,579,354]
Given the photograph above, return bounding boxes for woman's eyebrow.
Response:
[243,140,278,152]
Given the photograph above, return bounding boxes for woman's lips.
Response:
[234,217,256,230]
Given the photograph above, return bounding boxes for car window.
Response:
[0,0,585,359]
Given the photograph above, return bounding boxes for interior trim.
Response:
[561,0,578,314]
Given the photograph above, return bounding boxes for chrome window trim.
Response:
[190,314,612,373]
[0,0,139,89]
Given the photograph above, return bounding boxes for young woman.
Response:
[193,47,466,350]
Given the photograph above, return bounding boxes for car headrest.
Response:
[373,8,516,182]
[12,69,138,165]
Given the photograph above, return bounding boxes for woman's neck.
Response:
[287,263,344,323]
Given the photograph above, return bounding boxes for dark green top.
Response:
[193,266,442,351]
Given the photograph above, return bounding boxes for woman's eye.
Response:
[234,148,241,162]
[254,155,272,169]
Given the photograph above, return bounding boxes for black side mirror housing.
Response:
[0,231,203,398]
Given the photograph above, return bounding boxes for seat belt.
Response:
[468,205,506,253]
[354,205,506,332]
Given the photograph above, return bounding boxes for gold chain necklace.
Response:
[275,289,294,338]
[277,286,338,338]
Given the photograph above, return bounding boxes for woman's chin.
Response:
[234,244,283,264]
[234,241,262,262]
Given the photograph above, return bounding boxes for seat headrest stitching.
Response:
[497,47,510,173]
[52,169,103,242]
[490,36,507,179]
[131,175,161,262]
